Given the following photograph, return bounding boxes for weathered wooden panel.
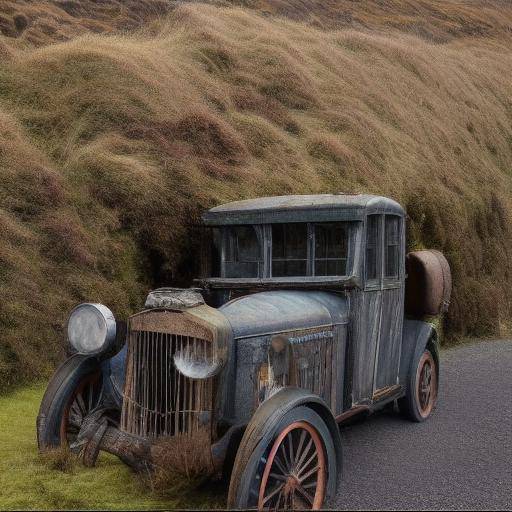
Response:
[234,324,347,423]
[349,289,382,404]
[374,286,404,391]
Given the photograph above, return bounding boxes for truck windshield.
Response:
[272,222,350,277]
[313,222,350,276]
[207,222,354,279]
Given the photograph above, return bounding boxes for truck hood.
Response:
[219,290,349,339]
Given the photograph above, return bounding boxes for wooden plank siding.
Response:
[374,286,404,391]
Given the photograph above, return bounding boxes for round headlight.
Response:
[67,303,116,355]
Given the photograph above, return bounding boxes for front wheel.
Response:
[228,406,336,510]
[37,355,106,452]
[398,348,438,422]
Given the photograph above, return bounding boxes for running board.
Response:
[335,405,370,424]
[335,384,403,424]
[372,384,403,403]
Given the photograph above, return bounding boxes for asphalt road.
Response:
[333,339,512,510]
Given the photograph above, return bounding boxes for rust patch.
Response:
[405,250,452,317]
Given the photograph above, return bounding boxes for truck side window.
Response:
[314,223,349,276]
[385,216,400,279]
[224,226,263,278]
[365,215,380,281]
[272,223,308,277]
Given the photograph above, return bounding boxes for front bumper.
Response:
[76,410,243,477]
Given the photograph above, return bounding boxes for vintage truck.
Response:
[37,194,451,510]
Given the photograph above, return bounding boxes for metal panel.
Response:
[220,290,349,339]
[203,194,404,226]
[231,324,347,424]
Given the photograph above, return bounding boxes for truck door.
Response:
[350,214,383,403]
[373,214,405,396]
[350,213,404,405]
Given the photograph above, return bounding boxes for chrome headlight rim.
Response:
[173,342,223,380]
[67,303,117,356]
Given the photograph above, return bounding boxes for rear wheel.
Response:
[399,348,438,422]
[229,406,336,510]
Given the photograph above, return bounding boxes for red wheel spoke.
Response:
[298,464,319,483]
[296,484,314,504]
[295,437,313,471]
[287,432,295,468]
[263,483,285,505]
[280,441,291,471]
[273,454,288,475]
[296,449,318,479]
[295,429,307,464]
[269,472,288,481]
[275,488,284,510]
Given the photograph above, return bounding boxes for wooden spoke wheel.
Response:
[258,421,327,510]
[227,405,338,511]
[60,372,103,450]
[37,355,118,453]
[398,347,439,422]
[415,351,437,419]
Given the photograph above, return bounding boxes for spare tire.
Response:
[405,250,451,317]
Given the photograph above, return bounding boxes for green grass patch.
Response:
[0,384,226,510]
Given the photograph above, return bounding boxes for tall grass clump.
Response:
[0,1,512,387]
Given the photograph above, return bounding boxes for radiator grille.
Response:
[121,330,213,438]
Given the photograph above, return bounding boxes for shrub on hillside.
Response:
[1,2,512,387]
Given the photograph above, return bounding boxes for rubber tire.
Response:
[37,354,101,451]
[228,406,337,510]
[398,348,438,423]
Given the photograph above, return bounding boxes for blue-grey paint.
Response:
[220,290,349,339]
[203,194,404,225]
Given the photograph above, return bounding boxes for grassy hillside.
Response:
[1,1,512,387]
[0,384,225,509]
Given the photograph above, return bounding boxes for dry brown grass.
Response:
[39,446,78,473]
[0,0,172,48]
[235,0,512,41]
[149,430,214,487]
[1,1,512,387]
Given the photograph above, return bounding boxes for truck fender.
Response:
[227,386,342,507]
[106,344,127,408]
[37,353,123,450]
[399,319,439,390]
[37,354,100,449]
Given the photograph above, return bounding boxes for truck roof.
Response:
[203,194,404,225]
